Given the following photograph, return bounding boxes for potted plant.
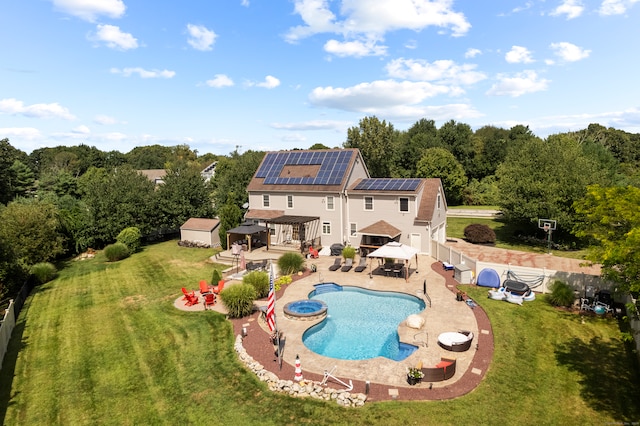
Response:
[406,367,424,385]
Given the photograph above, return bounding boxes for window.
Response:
[350,223,357,237]
[364,196,373,211]
[262,194,270,208]
[399,197,409,212]
[287,195,294,209]
[322,221,331,235]
[269,225,275,236]
[326,196,334,210]
[437,194,441,210]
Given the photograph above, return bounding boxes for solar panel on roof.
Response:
[353,178,421,191]
[255,150,352,185]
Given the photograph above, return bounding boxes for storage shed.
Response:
[180,218,221,247]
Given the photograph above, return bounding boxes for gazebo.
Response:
[366,241,419,282]
[265,215,320,253]
[226,222,268,251]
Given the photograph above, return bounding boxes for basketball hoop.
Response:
[543,223,550,233]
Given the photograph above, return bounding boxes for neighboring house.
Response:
[138,169,167,185]
[180,218,221,247]
[201,161,217,182]
[245,148,447,255]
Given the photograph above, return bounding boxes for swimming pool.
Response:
[302,283,426,361]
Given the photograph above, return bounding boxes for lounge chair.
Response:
[354,257,367,273]
[212,280,225,295]
[328,258,341,271]
[341,258,353,272]
[421,357,457,382]
[181,287,192,300]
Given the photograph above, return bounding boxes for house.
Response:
[138,169,167,185]
[180,218,221,247]
[245,148,447,255]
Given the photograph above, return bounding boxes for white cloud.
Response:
[241,0,250,6]
[270,120,351,131]
[550,42,590,62]
[550,0,584,19]
[91,24,138,50]
[599,0,640,15]
[309,79,452,112]
[247,75,280,89]
[324,39,387,57]
[187,24,217,51]
[206,74,234,88]
[0,127,42,139]
[465,48,481,58]
[0,98,76,120]
[285,0,471,43]
[71,125,91,134]
[486,70,549,97]
[110,67,176,78]
[51,0,125,22]
[385,58,486,86]
[505,46,534,64]
[94,114,117,125]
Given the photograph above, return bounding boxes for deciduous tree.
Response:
[416,148,467,205]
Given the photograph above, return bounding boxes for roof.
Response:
[267,215,320,225]
[138,169,167,182]
[226,223,267,235]
[180,218,220,231]
[357,220,402,238]
[247,148,366,193]
[245,209,285,220]
[416,178,447,222]
[366,242,419,260]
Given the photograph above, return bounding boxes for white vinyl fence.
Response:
[0,300,16,369]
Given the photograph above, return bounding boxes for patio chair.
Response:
[341,258,353,272]
[392,264,403,278]
[309,247,319,259]
[328,258,341,271]
[182,287,195,301]
[203,292,216,309]
[354,257,367,273]
[212,280,225,295]
[184,291,199,306]
[199,280,210,294]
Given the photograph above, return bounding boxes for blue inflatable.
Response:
[476,268,500,288]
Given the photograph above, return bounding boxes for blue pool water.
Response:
[302,284,425,361]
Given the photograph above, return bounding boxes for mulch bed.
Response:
[230,264,494,401]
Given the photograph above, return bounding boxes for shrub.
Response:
[243,271,269,298]
[548,280,575,307]
[342,246,356,260]
[277,252,305,275]
[463,223,496,244]
[274,275,292,291]
[211,268,223,285]
[104,242,130,262]
[31,262,57,284]
[117,227,142,253]
[219,283,257,318]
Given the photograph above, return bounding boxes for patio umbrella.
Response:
[240,250,246,271]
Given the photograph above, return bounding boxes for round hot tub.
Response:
[284,300,328,321]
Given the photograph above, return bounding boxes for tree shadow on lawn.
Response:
[555,335,640,420]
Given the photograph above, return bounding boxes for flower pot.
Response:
[407,375,421,386]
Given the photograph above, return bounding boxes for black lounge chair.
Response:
[341,258,353,272]
[328,258,341,271]
[354,257,367,273]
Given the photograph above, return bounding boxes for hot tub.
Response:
[283,300,328,321]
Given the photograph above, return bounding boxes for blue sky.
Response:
[1,0,639,155]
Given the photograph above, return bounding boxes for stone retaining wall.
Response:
[234,335,367,407]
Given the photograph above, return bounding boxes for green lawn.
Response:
[1,241,638,425]
[446,217,589,259]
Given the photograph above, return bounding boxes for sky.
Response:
[1,0,640,156]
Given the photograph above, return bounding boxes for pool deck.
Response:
[223,254,493,401]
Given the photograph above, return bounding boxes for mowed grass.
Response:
[446,217,589,259]
[1,241,639,425]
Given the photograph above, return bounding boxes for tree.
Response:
[217,197,243,250]
[308,143,330,150]
[416,148,467,205]
[573,185,640,293]
[9,160,35,198]
[437,120,475,177]
[393,118,439,177]
[210,150,264,210]
[344,116,399,177]
[496,134,606,237]
[0,198,66,266]
[125,144,174,169]
[469,125,510,180]
[0,138,29,205]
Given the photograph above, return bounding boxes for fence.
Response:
[0,277,35,371]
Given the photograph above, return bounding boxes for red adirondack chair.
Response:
[184,292,199,306]
[199,280,210,295]
[204,292,216,309]
[212,280,225,295]
[181,287,193,301]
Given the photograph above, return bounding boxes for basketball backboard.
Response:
[538,219,557,231]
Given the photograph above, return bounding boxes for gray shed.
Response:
[180,218,221,247]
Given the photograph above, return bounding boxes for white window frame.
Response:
[350,222,357,237]
[326,196,334,211]
[364,196,374,211]
[286,194,294,209]
[322,221,331,235]
[437,193,441,210]
[262,194,270,208]
[399,197,409,213]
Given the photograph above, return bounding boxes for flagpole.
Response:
[267,261,283,370]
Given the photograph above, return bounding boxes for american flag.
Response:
[266,263,276,332]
